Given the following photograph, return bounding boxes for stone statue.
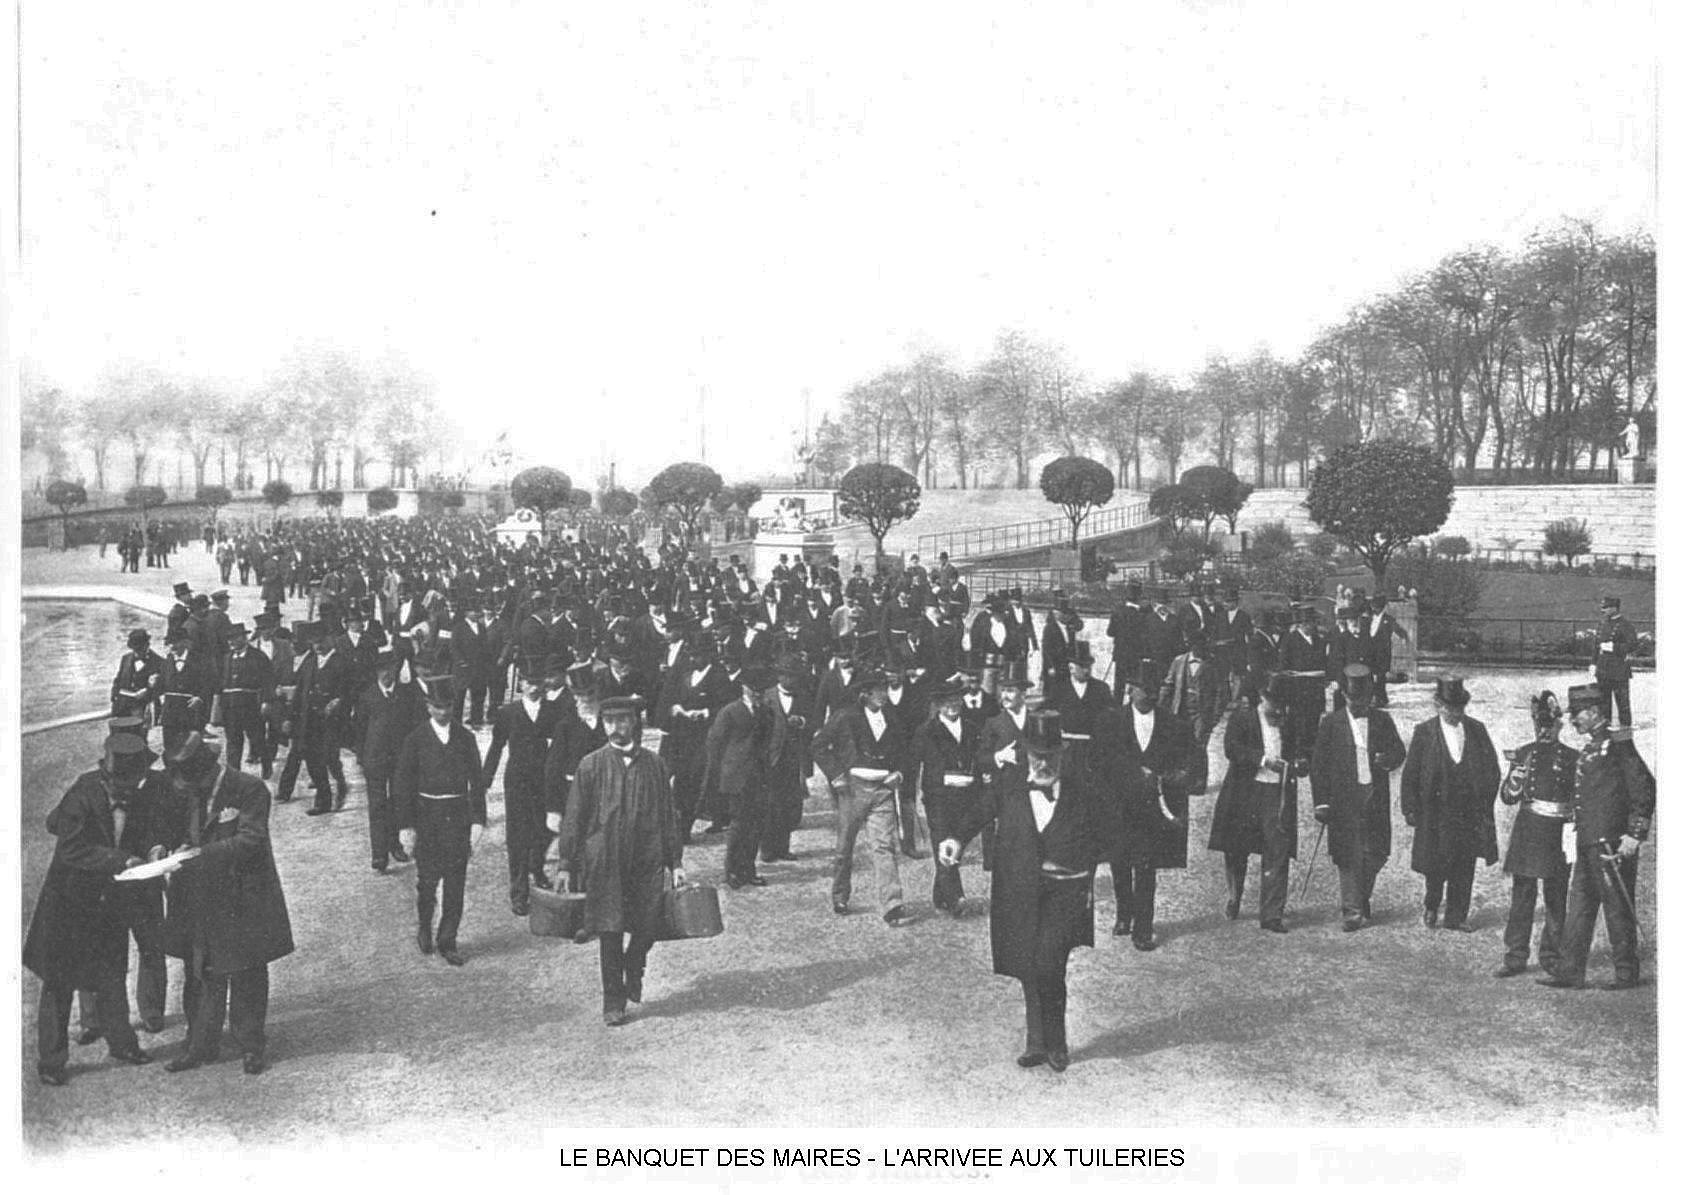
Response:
[1622,421,1641,459]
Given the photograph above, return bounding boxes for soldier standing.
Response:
[1591,596,1640,728]
[1494,692,1577,979]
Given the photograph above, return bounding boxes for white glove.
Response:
[399,828,417,853]
[938,839,962,866]
[994,743,1018,767]
[546,811,562,833]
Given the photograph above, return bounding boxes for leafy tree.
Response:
[716,482,764,514]
[125,484,168,514]
[438,491,466,511]
[366,485,399,515]
[261,479,294,527]
[1180,464,1254,536]
[1039,455,1116,547]
[1433,535,1472,560]
[566,488,594,510]
[1244,520,1296,564]
[1386,544,1482,617]
[837,462,922,574]
[599,487,639,519]
[510,466,574,533]
[1149,483,1209,536]
[1542,518,1592,567]
[1305,441,1455,590]
[1243,547,1332,600]
[45,480,87,550]
[1158,529,1220,582]
[647,462,724,543]
[196,484,233,526]
[317,489,344,518]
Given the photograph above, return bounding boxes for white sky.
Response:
[15,0,1658,485]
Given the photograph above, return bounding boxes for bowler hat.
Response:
[172,581,192,598]
[1434,675,1471,707]
[126,629,151,650]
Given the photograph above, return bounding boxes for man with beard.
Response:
[483,663,559,916]
[24,733,161,1085]
[939,708,1114,1073]
[1400,675,1502,932]
[395,678,488,966]
[1209,676,1305,933]
[155,733,294,1076]
[352,646,424,874]
[1311,664,1408,932]
[1091,661,1190,949]
[812,670,915,925]
[560,696,685,1027]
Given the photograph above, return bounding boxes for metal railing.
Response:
[916,498,1152,562]
[1421,617,1656,668]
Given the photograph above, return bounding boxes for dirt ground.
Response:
[17,666,1657,1150]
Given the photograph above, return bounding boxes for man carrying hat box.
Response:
[1539,684,1656,991]
[939,708,1117,1073]
[1591,596,1640,729]
[1399,675,1501,931]
[24,733,165,1085]
[394,677,488,967]
[153,732,295,1077]
[1311,664,1408,932]
[811,669,917,924]
[560,696,686,1027]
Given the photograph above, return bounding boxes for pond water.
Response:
[19,601,161,724]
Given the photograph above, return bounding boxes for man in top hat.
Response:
[288,621,355,814]
[1364,594,1407,708]
[1310,664,1407,931]
[560,695,686,1027]
[1160,626,1229,795]
[1591,596,1641,728]
[1278,603,1329,758]
[154,732,295,1076]
[659,630,735,841]
[881,652,931,859]
[159,627,212,756]
[217,623,275,778]
[352,646,425,874]
[543,664,609,842]
[703,665,779,889]
[1245,610,1283,704]
[1039,599,1083,699]
[1091,660,1190,948]
[395,677,488,966]
[483,662,561,915]
[940,707,1115,1072]
[24,732,163,1084]
[1209,675,1306,933]
[1538,683,1656,991]
[111,628,166,725]
[1493,692,1577,978]
[205,589,234,671]
[1400,675,1502,931]
[1139,589,1185,684]
[974,662,1036,882]
[1210,588,1252,702]
[812,669,915,924]
[451,600,498,727]
[1107,585,1149,696]
[760,655,817,865]
[167,581,194,641]
[1325,600,1372,712]
[1050,641,1113,742]
[916,677,983,916]
[1005,587,1038,684]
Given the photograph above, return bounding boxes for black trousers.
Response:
[415,803,472,950]
[457,675,492,724]
[759,775,805,861]
[38,971,139,1073]
[1423,859,1478,926]
[1504,869,1569,971]
[1223,780,1292,925]
[599,931,654,1014]
[1111,657,1137,704]
[365,773,399,867]
[1596,677,1632,727]
[724,779,766,881]
[222,697,267,769]
[1018,873,1090,1056]
[1556,845,1640,983]
[274,735,307,798]
[503,787,550,905]
[301,710,346,807]
[183,961,270,1062]
[1109,858,1158,936]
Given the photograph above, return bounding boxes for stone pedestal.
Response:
[753,530,836,580]
[1619,456,1645,484]
[493,507,542,547]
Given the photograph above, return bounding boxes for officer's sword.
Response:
[1298,823,1327,901]
[1597,839,1652,950]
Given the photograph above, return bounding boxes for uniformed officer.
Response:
[1591,597,1640,728]
[1493,691,1577,978]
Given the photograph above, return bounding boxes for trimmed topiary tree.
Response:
[46,479,87,550]
[646,462,724,544]
[261,479,294,528]
[1040,456,1116,548]
[1542,518,1592,568]
[1304,441,1454,591]
[510,466,574,533]
[837,462,922,575]
[599,487,638,519]
[366,485,399,515]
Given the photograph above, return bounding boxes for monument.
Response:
[493,506,542,546]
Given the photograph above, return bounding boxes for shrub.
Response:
[1542,518,1592,567]
[1309,531,1338,558]
[1244,520,1295,565]
[1384,545,1482,619]
[1434,535,1471,560]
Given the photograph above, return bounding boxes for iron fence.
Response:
[916,498,1152,562]
[1421,616,1655,668]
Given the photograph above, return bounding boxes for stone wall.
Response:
[1237,485,1655,560]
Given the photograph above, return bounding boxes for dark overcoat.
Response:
[1400,717,1502,874]
[24,771,164,986]
[562,745,682,936]
[1499,737,1578,879]
[160,767,295,975]
[1088,705,1191,868]
[1208,706,1300,859]
[1310,708,1407,866]
[955,753,1112,980]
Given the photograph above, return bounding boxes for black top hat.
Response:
[190,593,211,610]
[931,677,967,702]
[1069,640,1094,666]
[854,669,894,692]
[104,732,158,769]
[172,581,192,597]
[126,628,151,650]
[775,653,810,680]
[165,627,189,646]
[252,612,280,632]
[1433,675,1471,707]
[1342,663,1373,696]
[1566,683,1605,714]
[565,661,599,693]
[422,676,458,706]
[739,665,776,692]
[1222,587,1241,603]
[1023,708,1063,753]
[228,622,250,639]
[107,714,146,736]
[1130,659,1164,694]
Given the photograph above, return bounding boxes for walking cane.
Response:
[1298,823,1328,901]
[1597,839,1653,950]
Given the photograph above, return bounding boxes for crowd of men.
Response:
[25,511,1656,1083]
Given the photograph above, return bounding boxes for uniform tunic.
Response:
[1499,738,1578,879]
